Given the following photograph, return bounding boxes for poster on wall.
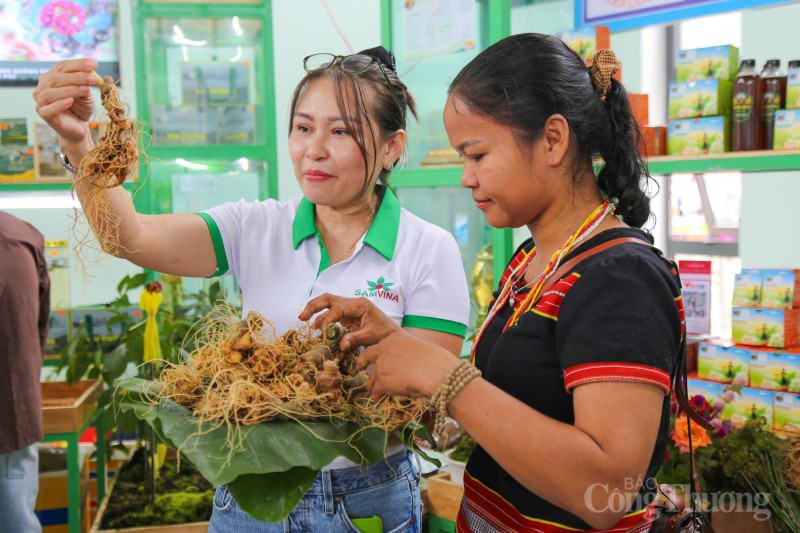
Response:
[33,121,68,182]
[0,145,35,182]
[0,0,119,86]
[403,0,477,62]
[578,0,792,31]
[678,260,712,336]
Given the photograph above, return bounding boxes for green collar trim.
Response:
[291,189,401,261]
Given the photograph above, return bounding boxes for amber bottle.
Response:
[732,59,762,151]
[760,59,787,150]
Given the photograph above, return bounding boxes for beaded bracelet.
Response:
[431,360,481,447]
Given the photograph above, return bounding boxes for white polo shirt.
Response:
[199,189,469,340]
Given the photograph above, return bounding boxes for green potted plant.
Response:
[57,274,230,531]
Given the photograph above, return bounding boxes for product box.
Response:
[787,68,800,110]
[667,116,729,156]
[641,126,667,156]
[558,26,610,62]
[676,45,739,82]
[697,342,750,384]
[723,386,774,427]
[687,376,724,404]
[749,350,800,391]
[732,307,799,348]
[668,79,732,120]
[773,110,800,151]
[774,392,800,433]
[760,269,800,309]
[732,269,763,308]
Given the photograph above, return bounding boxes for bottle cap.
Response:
[740,59,756,69]
[764,59,781,69]
[789,60,800,70]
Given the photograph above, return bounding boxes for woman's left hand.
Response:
[356,330,458,399]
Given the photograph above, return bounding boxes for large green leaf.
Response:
[116,377,411,521]
[227,467,319,523]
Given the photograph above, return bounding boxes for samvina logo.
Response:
[355,276,399,302]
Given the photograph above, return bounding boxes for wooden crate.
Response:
[42,380,103,434]
[427,472,464,523]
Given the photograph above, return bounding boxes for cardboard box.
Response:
[749,350,800,391]
[774,392,800,433]
[677,45,739,82]
[787,68,800,110]
[733,270,763,308]
[723,386,774,427]
[697,342,750,384]
[760,269,800,309]
[641,126,666,157]
[732,307,799,348]
[628,93,649,127]
[427,472,464,523]
[773,109,800,151]
[668,79,732,120]
[667,116,729,156]
[558,26,610,62]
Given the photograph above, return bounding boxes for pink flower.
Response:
[722,391,736,403]
[733,375,748,387]
[712,399,726,412]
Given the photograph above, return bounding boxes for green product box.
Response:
[723,386,773,427]
[687,377,723,404]
[787,68,800,110]
[677,45,739,82]
[697,342,750,384]
[668,79,732,120]
[667,116,729,156]
[773,109,800,151]
[760,269,800,309]
[774,392,800,433]
[748,351,800,392]
[732,307,798,348]
[732,269,762,308]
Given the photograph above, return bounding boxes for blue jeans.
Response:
[209,451,421,533]
[0,443,41,533]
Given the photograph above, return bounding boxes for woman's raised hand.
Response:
[33,59,100,145]
[299,293,402,351]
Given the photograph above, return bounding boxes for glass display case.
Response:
[383,0,514,325]
[146,157,266,299]
[132,1,276,299]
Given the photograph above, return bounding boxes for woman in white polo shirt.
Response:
[34,47,469,532]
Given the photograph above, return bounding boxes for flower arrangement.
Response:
[657,376,800,532]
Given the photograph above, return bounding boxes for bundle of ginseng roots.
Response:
[75,75,139,259]
[159,310,427,433]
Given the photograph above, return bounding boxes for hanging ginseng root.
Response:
[74,74,141,259]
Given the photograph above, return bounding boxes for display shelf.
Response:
[647,150,800,175]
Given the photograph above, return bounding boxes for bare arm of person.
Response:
[33,59,218,277]
[357,332,662,530]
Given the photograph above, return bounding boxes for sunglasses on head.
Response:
[303,52,405,121]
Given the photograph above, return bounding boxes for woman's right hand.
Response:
[32,59,100,145]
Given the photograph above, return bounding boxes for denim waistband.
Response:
[305,450,414,496]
